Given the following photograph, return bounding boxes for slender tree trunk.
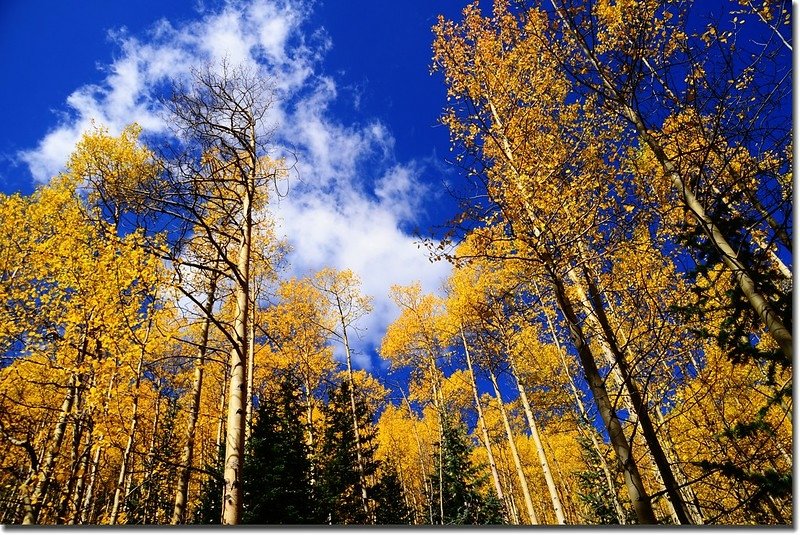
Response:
[505,348,566,524]
[141,387,162,523]
[337,295,371,520]
[81,445,102,525]
[216,365,228,453]
[548,269,658,524]
[245,289,256,442]
[110,330,150,525]
[172,280,216,524]
[430,368,445,524]
[460,327,509,522]
[487,368,538,524]
[23,380,76,524]
[500,465,520,525]
[69,431,91,525]
[577,267,694,524]
[221,182,252,525]
[533,279,628,524]
[56,406,86,524]
[22,336,87,525]
[399,389,433,525]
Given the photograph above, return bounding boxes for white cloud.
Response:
[17,0,451,370]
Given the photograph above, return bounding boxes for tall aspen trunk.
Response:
[487,368,538,524]
[337,295,371,520]
[506,351,566,524]
[532,279,628,524]
[245,290,256,442]
[601,293,704,525]
[80,443,101,524]
[569,279,674,521]
[216,365,228,453]
[110,328,150,525]
[500,465,521,525]
[220,176,252,525]
[172,281,216,524]
[22,378,76,524]
[303,380,315,446]
[69,431,91,524]
[460,327,509,522]
[302,379,318,492]
[548,270,657,524]
[22,336,88,525]
[577,267,694,524]
[141,388,162,523]
[56,407,86,524]
[79,367,119,524]
[400,389,434,525]
[429,361,446,524]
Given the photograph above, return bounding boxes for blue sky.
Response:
[0,0,474,369]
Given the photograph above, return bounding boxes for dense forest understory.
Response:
[0,0,792,526]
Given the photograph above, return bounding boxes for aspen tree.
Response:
[310,268,374,519]
[433,6,658,522]
[539,0,792,360]
[162,64,285,525]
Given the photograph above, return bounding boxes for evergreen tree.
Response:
[241,376,317,524]
[372,464,412,525]
[575,434,634,525]
[429,416,505,525]
[316,381,378,524]
[128,395,181,524]
[191,445,224,525]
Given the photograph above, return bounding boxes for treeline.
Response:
[0,0,792,526]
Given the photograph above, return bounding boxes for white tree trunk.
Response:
[506,351,566,524]
[460,327,509,522]
[488,368,539,524]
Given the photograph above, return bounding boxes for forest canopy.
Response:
[0,0,791,526]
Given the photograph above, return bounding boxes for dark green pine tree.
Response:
[241,375,318,524]
[316,380,379,525]
[429,415,505,525]
[372,463,413,525]
[127,395,181,524]
[191,444,224,525]
[574,433,634,525]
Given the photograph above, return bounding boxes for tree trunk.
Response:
[216,365,228,453]
[533,279,628,524]
[460,327,509,523]
[140,387,162,523]
[110,334,149,525]
[56,407,86,524]
[337,295,371,521]
[487,368,538,524]
[577,267,694,524]
[22,335,87,525]
[506,351,566,524]
[548,269,658,524]
[68,430,91,524]
[245,288,256,442]
[399,389,433,525]
[220,182,252,525]
[172,280,216,524]
[79,443,101,525]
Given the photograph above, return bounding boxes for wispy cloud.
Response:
[18,0,450,369]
